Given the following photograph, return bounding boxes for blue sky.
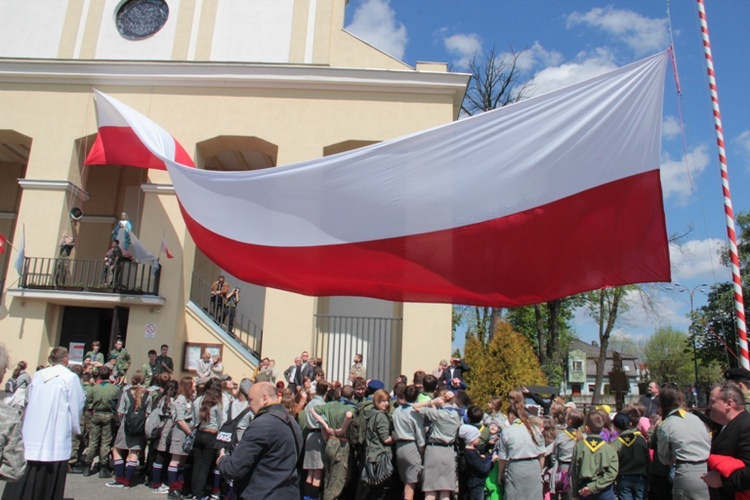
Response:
[343,1,750,351]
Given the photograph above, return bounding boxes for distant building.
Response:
[563,339,643,398]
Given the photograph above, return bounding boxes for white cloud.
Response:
[669,238,726,282]
[621,289,690,330]
[443,33,482,70]
[566,6,670,56]
[526,48,618,96]
[345,0,407,60]
[659,145,710,204]
[662,115,681,140]
[514,42,564,72]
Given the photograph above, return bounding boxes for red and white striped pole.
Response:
[697,0,749,368]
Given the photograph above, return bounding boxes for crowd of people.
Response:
[2,341,750,500]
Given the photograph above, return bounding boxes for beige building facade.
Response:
[0,0,467,384]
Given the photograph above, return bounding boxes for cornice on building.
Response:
[17,179,90,201]
[0,58,470,109]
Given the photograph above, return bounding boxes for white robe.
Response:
[22,364,85,462]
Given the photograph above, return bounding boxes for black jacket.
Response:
[218,403,303,500]
[440,359,470,386]
[709,410,750,500]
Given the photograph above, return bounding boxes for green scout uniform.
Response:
[143,361,159,387]
[84,381,122,466]
[315,398,358,500]
[571,434,619,496]
[108,347,131,379]
[155,355,174,375]
[84,350,105,365]
[70,382,94,466]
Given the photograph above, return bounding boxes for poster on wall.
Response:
[145,323,157,338]
[183,343,223,372]
[69,342,86,365]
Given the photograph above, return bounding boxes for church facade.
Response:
[0,0,468,383]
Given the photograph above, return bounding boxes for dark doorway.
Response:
[59,306,130,354]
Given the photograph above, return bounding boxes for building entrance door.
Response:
[59,306,130,358]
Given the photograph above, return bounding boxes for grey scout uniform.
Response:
[495,419,546,499]
[392,404,426,484]
[657,408,711,500]
[419,405,462,492]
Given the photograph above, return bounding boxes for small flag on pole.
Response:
[13,225,25,275]
[0,233,6,255]
[161,235,174,259]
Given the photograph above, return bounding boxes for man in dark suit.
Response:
[701,380,750,499]
[439,357,470,387]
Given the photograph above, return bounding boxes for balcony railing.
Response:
[189,272,262,357]
[18,256,160,295]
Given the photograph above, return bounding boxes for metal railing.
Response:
[18,256,160,295]
[189,272,263,357]
[313,315,402,386]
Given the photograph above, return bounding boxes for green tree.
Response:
[505,298,580,386]
[464,321,547,408]
[694,211,749,368]
[644,326,693,386]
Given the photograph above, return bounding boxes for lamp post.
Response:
[671,283,708,400]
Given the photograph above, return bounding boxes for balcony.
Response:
[8,256,164,307]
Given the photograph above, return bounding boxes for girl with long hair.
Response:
[107,370,152,488]
[550,409,584,500]
[166,376,196,497]
[494,396,546,499]
[191,378,225,499]
[149,379,178,493]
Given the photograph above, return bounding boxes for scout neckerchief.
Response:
[583,434,607,453]
[564,426,578,441]
[617,430,643,447]
[666,408,687,419]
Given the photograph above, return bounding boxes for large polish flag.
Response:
[89,51,671,307]
[84,90,195,169]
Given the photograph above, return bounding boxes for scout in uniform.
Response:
[391,385,426,500]
[310,385,356,500]
[611,413,649,500]
[571,411,619,500]
[414,390,463,499]
[657,384,711,500]
[82,365,122,477]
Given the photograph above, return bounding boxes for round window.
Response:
[116,0,169,41]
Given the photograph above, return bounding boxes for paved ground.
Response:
[0,471,159,500]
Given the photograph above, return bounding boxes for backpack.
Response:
[145,395,171,440]
[346,400,372,447]
[214,401,253,453]
[4,378,17,394]
[124,390,149,436]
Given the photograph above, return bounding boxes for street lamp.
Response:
[669,283,708,402]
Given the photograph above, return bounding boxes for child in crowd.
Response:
[459,424,495,500]
[551,409,584,500]
[571,411,619,499]
[611,412,649,500]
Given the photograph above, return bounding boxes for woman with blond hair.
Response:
[106,370,152,488]
[494,396,546,499]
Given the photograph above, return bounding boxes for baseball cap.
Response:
[367,379,385,391]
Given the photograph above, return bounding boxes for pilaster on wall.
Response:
[262,288,317,366]
[399,302,452,379]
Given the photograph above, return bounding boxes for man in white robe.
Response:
[1,346,86,500]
